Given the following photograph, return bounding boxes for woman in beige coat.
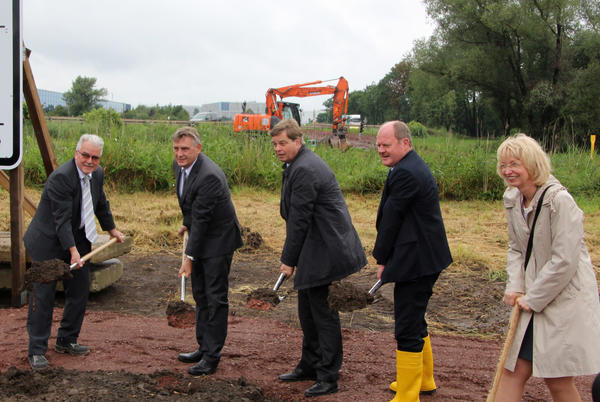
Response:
[495,134,600,402]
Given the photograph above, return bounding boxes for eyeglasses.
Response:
[499,161,522,170]
[77,150,101,162]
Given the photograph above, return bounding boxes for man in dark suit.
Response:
[374,121,452,401]
[271,119,367,398]
[172,126,242,376]
[24,134,124,370]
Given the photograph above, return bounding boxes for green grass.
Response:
[21,120,600,201]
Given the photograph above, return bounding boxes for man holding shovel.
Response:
[24,134,124,370]
[271,119,367,397]
[172,126,242,376]
[374,121,452,401]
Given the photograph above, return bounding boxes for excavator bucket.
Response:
[336,136,349,151]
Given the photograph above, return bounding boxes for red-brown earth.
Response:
[1,249,597,401]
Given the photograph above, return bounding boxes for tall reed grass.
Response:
[20,120,600,201]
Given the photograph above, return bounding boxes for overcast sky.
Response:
[23,0,435,113]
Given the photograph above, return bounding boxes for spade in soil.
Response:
[23,237,118,291]
[246,272,287,311]
[328,280,377,312]
[165,232,195,328]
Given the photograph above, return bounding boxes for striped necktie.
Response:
[82,175,98,243]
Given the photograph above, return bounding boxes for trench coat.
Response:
[280,146,367,290]
[503,176,600,377]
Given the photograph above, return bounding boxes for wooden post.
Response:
[0,170,36,217]
[22,48,57,175]
[9,164,27,307]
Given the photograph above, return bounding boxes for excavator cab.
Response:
[279,102,301,127]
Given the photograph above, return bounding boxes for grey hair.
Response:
[172,126,202,145]
[76,134,104,152]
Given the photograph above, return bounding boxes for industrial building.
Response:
[38,89,131,113]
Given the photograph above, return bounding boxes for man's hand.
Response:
[177,225,188,236]
[69,246,83,270]
[377,264,385,280]
[108,228,125,243]
[178,257,193,278]
[280,263,294,278]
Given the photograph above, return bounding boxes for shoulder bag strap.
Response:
[524,185,553,270]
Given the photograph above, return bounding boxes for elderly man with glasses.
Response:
[24,133,124,370]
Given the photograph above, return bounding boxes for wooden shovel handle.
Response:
[70,237,119,269]
[487,300,522,402]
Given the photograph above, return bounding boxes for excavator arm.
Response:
[265,77,349,133]
[234,76,349,148]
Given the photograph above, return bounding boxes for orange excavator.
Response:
[233,76,349,144]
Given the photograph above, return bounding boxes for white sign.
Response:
[0,0,22,169]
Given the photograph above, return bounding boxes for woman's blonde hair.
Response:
[496,133,551,186]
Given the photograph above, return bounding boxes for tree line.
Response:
[342,0,600,148]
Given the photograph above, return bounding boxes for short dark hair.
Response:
[593,372,600,402]
[172,126,201,145]
[270,118,303,140]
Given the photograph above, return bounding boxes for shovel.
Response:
[180,232,189,301]
[165,232,195,328]
[486,300,522,402]
[273,272,287,301]
[70,237,118,269]
[368,279,383,295]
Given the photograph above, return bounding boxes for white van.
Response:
[343,114,363,127]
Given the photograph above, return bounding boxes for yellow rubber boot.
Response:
[420,335,437,394]
[390,336,437,394]
[390,350,423,402]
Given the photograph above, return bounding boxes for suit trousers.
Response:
[297,284,342,383]
[191,253,232,365]
[393,273,440,352]
[27,264,91,356]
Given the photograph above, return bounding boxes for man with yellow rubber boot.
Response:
[374,121,452,401]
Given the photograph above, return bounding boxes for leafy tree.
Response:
[416,0,599,144]
[63,76,107,116]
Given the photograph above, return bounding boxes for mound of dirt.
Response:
[328,281,374,312]
[24,259,72,290]
[239,227,264,252]
[0,366,274,401]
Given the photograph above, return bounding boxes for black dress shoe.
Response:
[178,349,202,363]
[278,368,317,382]
[188,359,217,376]
[305,381,338,397]
[55,342,89,356]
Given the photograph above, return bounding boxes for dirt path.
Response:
[0,250,596,401]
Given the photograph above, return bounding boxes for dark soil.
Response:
[247,288,281,309]
[0,366,274,401]
[1,246,597,401]
[24,259,72,290]
[165,300,195,329]
[328,281,374,312]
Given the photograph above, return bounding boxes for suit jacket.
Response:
[24,158,115,261]
[280,146,366,290]
[174,154,242,259]
[373,150,452,282]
